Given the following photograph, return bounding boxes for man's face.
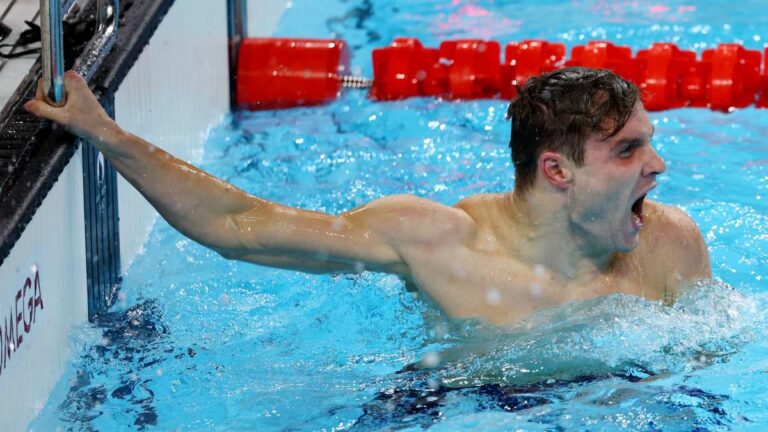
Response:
[567,103,666,253]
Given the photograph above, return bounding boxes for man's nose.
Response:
[643,147,666,177]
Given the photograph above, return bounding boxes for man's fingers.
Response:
[23,99,57,120]
[26,76,70,122]
[25,71,90,127]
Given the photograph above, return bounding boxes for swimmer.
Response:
[25,67,710,325]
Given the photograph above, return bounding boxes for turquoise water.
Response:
[31,0,768,430]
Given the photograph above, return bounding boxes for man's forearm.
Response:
[91,124,265,252]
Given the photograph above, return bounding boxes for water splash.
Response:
[419,280,764,387]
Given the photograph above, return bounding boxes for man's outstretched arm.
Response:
[25,71,472,274]
[25,71,277,256]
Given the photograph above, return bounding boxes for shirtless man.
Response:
[25,67,710,325]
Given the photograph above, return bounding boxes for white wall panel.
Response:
[0,148,87,432]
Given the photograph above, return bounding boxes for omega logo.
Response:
[0,267,44,377]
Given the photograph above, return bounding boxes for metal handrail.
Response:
[227,0,248,110]
[72,0,119,81]
[37,0,119,107]
[39,0,65,105]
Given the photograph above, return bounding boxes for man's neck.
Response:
[501,190,616,282]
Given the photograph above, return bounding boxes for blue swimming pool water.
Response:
[31,0,768,430]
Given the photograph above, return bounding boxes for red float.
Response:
[370,38,439,100]
[236,38,350,110]
[432,39,502,99]
[702,44,762,111]
[501,40,565,98]
[635,43,698,111]
[680,61,711,108]
[567,41,639,83]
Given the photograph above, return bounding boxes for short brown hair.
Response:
[506,67,640,194]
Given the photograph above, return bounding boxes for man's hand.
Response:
[24,70,120,142]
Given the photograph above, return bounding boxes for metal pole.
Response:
[39,0,65,105]
[227,0,248,110]
[73,0,118,81]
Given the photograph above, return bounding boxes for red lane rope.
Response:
[237,37,768,112]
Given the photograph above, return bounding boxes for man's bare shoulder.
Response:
[645,200,703,242]
[347,194,476,246]
[454,193,504,218]
[641,200,711,283]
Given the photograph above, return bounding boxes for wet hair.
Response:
[506,67,640,194]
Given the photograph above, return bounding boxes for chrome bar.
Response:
[73,0,118,81]
[227,0,247,109]
[39,0,65,105]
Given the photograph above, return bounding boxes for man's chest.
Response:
[402,243,665,325]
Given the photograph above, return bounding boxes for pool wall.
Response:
[0,1,289,430]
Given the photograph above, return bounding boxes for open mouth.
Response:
[631,194,646,229]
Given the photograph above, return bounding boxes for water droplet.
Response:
[354,261,365,273]
[330,218,344,232]
[433,322,448,338]
[421,351,441,368]
[485,288,501,305]
[219,293,231,306]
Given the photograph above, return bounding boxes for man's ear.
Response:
[538,151,572,190]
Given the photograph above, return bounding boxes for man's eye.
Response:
[618,147,633,158]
